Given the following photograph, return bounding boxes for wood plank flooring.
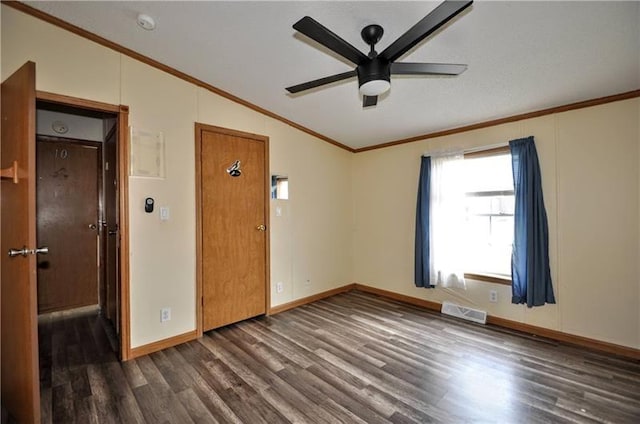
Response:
[39,291,640,423]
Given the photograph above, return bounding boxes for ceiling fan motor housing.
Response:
[357,58,391,88]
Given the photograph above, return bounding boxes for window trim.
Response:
[466,190,514,198]
[463,145,510,159]
[463,145,513,286]
[464,272,512,286]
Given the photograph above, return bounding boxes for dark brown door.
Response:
[36,139,100,313]
[198,125,268,331]
[103,127,119,329]
[1,62,40,423]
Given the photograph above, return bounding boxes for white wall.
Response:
[121,57,199,346]
[555,101,639,344]
[265,119,353,303]
[352,99,640,349]
[1,6,353,348]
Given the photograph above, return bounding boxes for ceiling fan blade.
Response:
[293,16,368,65]
[380,0,473,62]
[363,95,378,107]
[286,70,357,94]
[391,62,467,75]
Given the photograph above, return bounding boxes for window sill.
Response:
[464,273,512,286]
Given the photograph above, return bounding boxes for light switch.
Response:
[275,206,282,217]
[160,206,170,221]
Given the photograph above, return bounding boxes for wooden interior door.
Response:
[198,125,269,331]
[103,127,119,329]
[1,62,40,423]
[36,139,100,313]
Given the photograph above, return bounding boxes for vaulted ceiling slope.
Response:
[21,1,640,150]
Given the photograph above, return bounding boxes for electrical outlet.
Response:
[276,282,284,293]
[489,290,498,303]
[160,307,171,322]
[304,279,311,286]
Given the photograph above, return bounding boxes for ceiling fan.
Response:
[286,0,473,107]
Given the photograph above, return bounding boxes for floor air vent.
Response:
[441,301,487,324]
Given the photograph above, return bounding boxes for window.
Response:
[271,175,289,200]
[416,139,553,295]
[463,151,514,281]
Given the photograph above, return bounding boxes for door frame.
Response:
[194,123,271,337]
[36,91,133,360]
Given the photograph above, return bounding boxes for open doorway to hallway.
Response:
[36,101,120,335]
[35,101,123,418]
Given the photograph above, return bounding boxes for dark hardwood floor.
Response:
[39,291,640,423]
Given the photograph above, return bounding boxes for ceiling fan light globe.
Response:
[359,79,390,96]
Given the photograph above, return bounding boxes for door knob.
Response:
[8,246,49,257]
[8,246,29,257]
[88,224,97,230]
[256,224,266,231]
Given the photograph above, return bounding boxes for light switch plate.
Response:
[160,206,170,221]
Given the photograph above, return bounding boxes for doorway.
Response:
[195,123,270,334]
[1,62,131,423]
[35,100,121,344]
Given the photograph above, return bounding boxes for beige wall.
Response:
[1,6,353,348]
[353,98,640,349]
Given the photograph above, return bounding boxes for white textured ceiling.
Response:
[24,1,640,149]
